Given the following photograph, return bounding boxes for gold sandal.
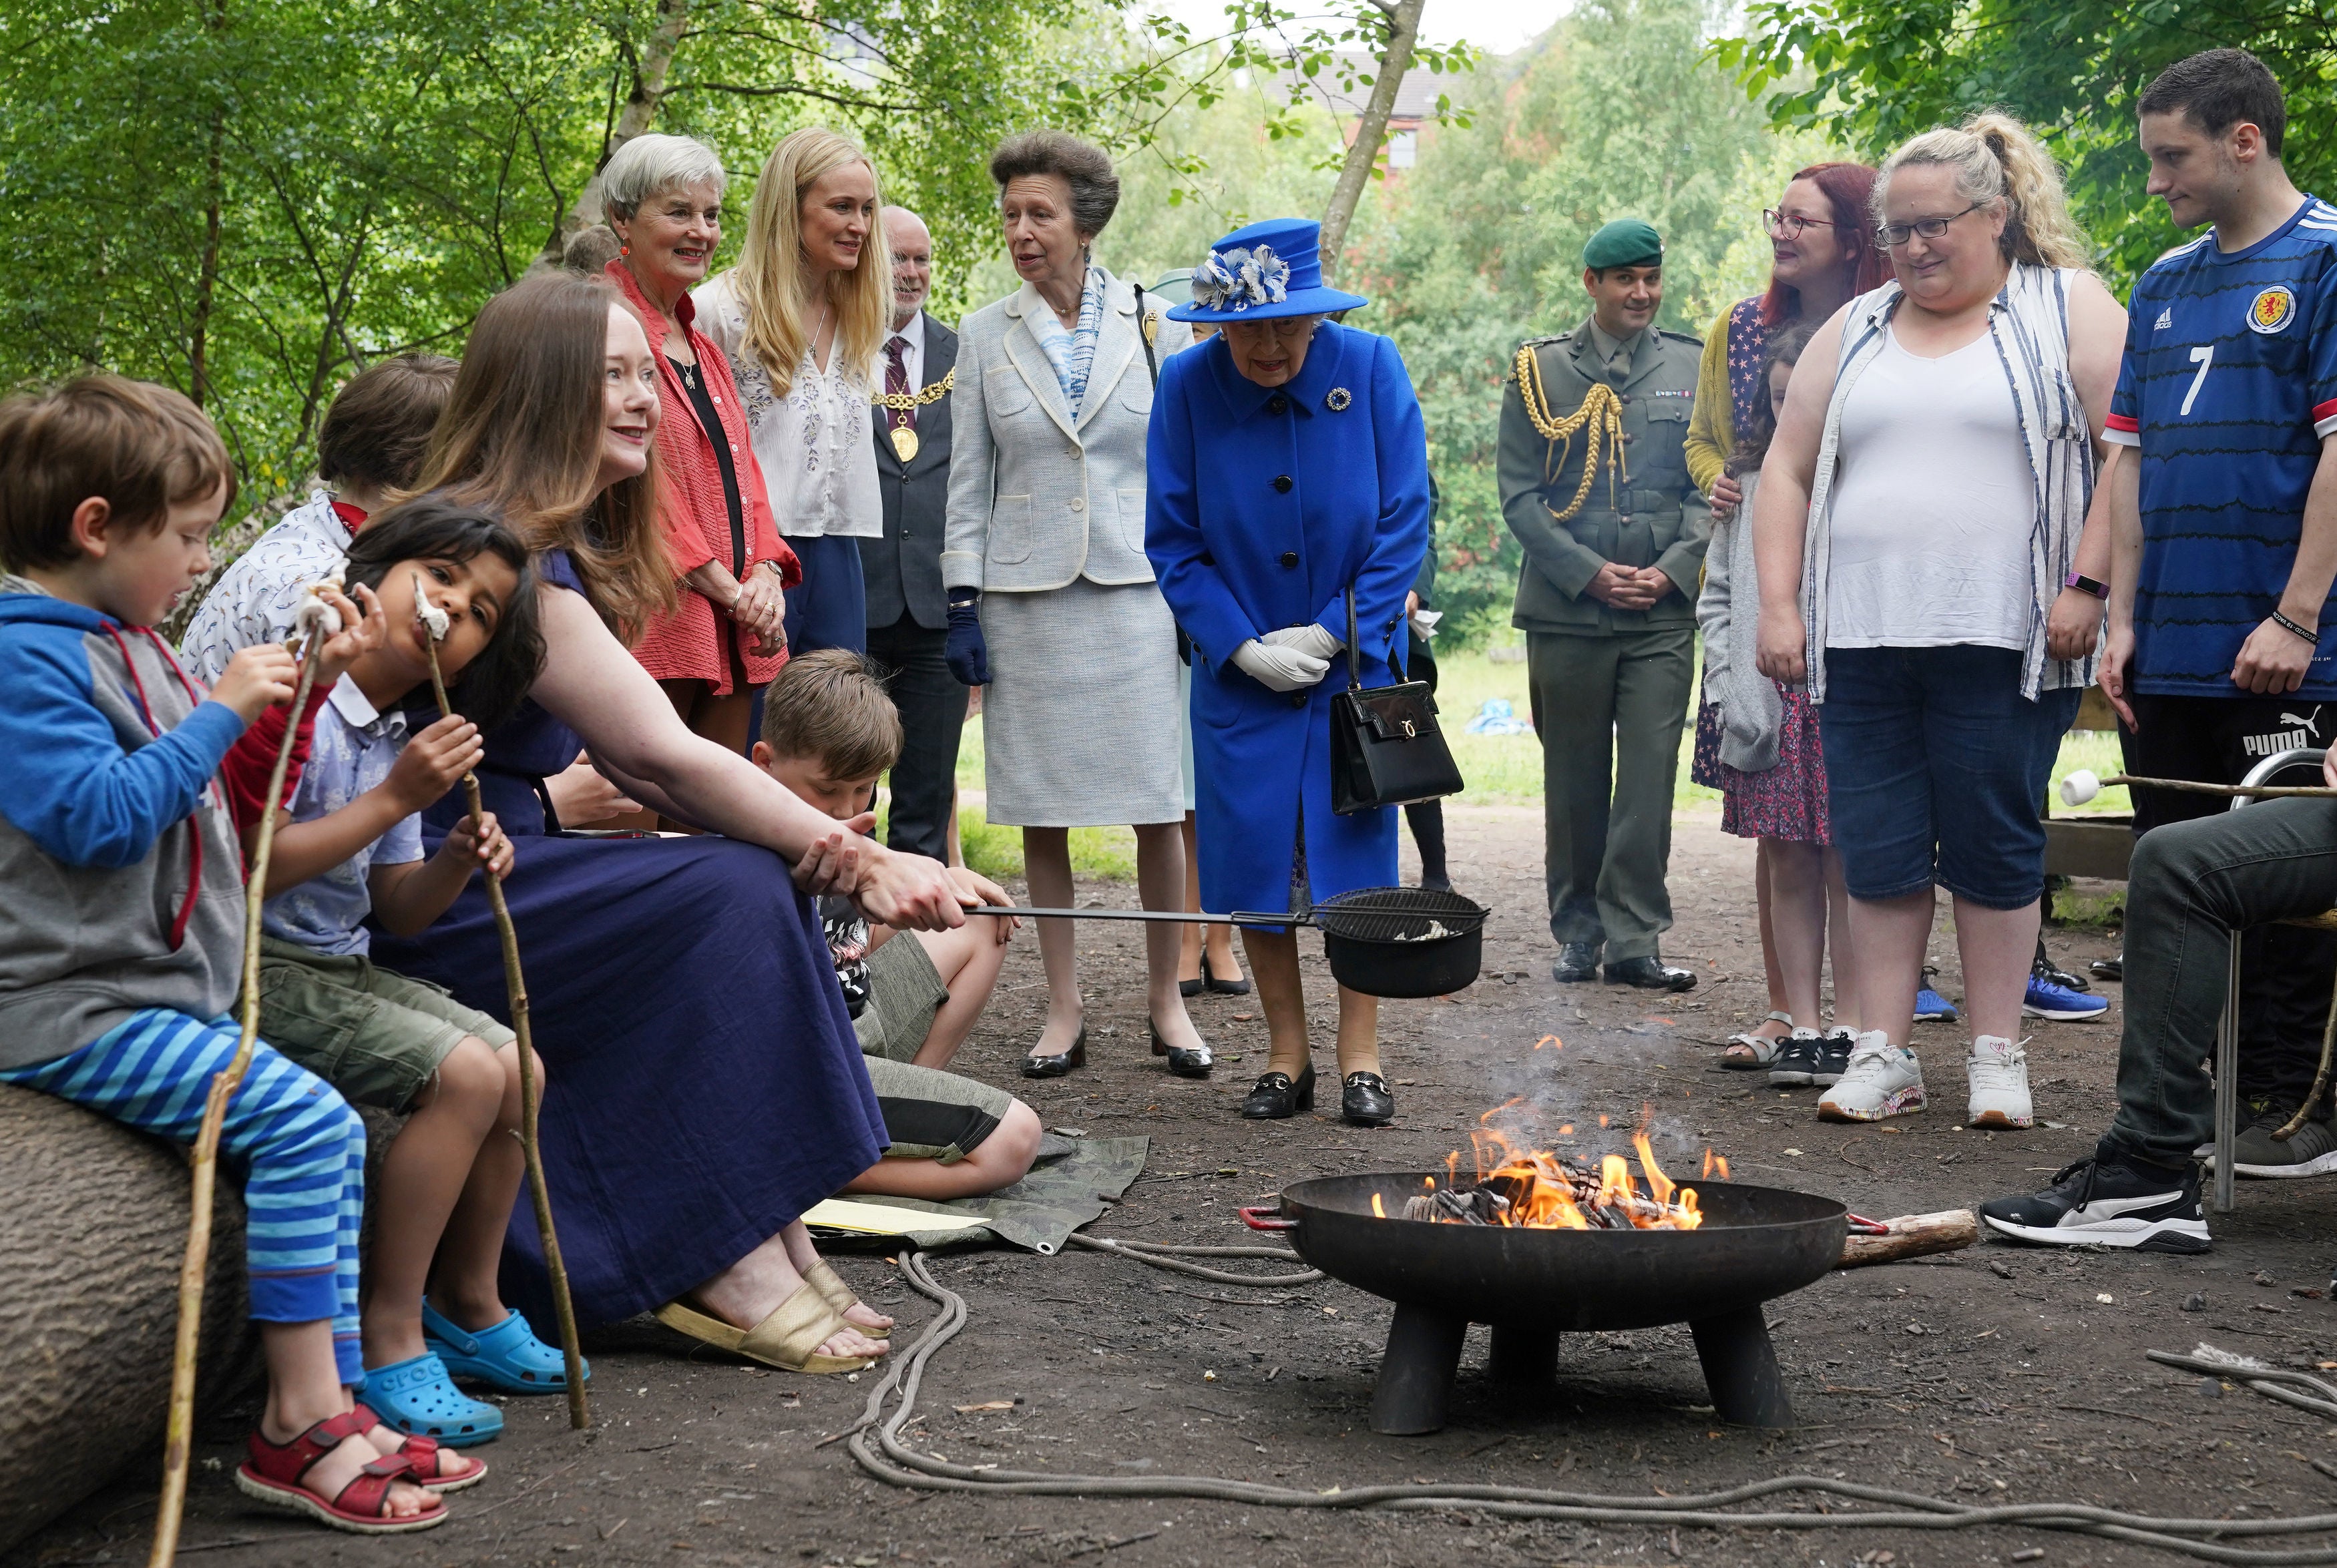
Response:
[804,1259,895,1332]
[654,1283,883,1374]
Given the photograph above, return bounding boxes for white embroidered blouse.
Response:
[692,271,882,541]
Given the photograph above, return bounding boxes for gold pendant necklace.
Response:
[891,425,920,462]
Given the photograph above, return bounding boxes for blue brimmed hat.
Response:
[1163,218,1368,323]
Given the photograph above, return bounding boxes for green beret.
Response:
[1582,218,1663,271]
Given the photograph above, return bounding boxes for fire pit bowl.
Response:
[1245,1172,1846,1435]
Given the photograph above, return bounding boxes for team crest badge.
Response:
[2248,284,2297,334]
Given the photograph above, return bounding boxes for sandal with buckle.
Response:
[423,1300,587,1394]
[235,1410,447,1535]
[1723,1011,1795,1069]
[351,1406,487,1493]
[804,1258,894,1334]
[356,1353,501,1447]
[654,1281,884,1374]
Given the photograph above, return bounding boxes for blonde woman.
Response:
[696,128,891,656]
[1753,113,2125,1130]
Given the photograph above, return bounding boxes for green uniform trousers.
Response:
[1526,626,1695,959]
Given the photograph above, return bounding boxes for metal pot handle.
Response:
[1237,1205,1298,1232]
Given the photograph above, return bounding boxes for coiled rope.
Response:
[1513,343,1627,523]
[836,1249,2337,1565]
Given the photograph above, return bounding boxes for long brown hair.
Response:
[1759,162,1892,328]
[1727,319,1820,478]
[407,272,675,638]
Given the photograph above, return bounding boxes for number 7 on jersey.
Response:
[2181,344,2213,417]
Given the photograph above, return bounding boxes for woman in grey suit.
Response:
[941,130,1210,1081]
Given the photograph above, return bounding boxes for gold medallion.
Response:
[891,425,920,463]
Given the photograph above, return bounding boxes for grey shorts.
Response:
[863,1057,1010,1163]
[853,933,950,1063]
[256,935,516,1111]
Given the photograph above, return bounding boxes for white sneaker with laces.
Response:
[1817,1032,1926,1122]
[1966,1035,2034,1129]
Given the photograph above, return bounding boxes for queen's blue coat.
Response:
[1146,320,1432,917]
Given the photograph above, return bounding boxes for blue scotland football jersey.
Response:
[2107,196,2337,697]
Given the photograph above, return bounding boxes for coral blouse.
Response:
[608,260,800,694]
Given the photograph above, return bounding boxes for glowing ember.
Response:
[1400,1103,1721,1232]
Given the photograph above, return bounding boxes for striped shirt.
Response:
[2107,196,2337,696]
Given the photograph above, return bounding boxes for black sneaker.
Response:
[1812,1028,1857,1086]
[1767,1030,1824,1087]
[1978,1156,2209,1252]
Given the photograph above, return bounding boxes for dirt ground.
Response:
[17,805,2337,1568]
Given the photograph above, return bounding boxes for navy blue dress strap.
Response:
[427,548,588,837]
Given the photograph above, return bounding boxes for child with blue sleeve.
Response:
[0,376,459,1534]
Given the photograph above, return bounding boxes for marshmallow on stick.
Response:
[2060,769,2103,806]
[291,567,347,643]
[411,569,451,641]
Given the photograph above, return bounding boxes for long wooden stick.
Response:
[151,627,325,1568]
[2103,772,2337,800]
[421,631,589,1430]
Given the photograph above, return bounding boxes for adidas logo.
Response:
[2154,308,2173,330]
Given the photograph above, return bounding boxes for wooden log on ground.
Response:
[1836,1209,1980,1269]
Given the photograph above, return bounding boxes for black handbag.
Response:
[1329,587,1464,815]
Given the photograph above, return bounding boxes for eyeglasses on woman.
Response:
[1875,202,1986,248]
[1762,208,1836,239]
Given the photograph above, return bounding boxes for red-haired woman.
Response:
[1685,162,1888,1082]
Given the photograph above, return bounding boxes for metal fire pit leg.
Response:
[1486,1324,1560,1403]
[1369,1304,1468,1436]
[1689,1308,1794,1428]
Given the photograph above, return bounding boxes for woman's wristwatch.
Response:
[2063,570,2109,600]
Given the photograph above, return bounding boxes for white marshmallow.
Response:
[2059,770,2102,806]
[292,566,347,640]
[412,570,451,641]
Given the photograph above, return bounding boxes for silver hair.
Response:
[600,134,728,223]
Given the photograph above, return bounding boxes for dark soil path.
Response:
[17,807,2337,1568]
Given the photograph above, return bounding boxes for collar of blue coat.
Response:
[1203,317,1353,420]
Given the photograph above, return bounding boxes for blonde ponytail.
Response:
[1876,110,2091,270]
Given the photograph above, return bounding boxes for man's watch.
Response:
[2064,570,2109,600]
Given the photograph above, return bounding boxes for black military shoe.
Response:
[1341,1071,1395,1126]
[1604,955,1697,992]
[1552,941,1603,983]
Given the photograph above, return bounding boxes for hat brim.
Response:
[1164,285,1368,323]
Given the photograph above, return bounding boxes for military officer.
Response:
[1499,217,1708,991]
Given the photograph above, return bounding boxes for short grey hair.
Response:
[988,131,1118,241]
[600,134,728,223]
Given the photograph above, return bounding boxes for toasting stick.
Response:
[413,573,589,1430]
[152,605,332,1568]
[2061,769,2337,804]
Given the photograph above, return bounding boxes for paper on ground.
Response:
[801,1197,990,1236]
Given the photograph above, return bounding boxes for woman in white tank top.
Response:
[1748,113,2126,1133]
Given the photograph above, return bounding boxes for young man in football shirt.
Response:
[1986,49,2337,1251]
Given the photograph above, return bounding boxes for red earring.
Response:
[620,244,630,256]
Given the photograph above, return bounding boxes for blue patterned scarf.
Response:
[1029,265,1107,417]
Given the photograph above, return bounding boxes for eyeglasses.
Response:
[1762,208,1836,240]
[1875,202,1985,248]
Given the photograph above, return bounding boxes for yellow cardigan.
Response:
[1683,304,1740,495]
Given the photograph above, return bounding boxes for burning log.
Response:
[1402,1188,1511,1225]
[1401,1145,1703,1232]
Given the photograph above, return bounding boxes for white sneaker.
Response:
[1817,1032,1926,1122]
[1966,1035,2034,1129]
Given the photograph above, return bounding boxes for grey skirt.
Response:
[980,576,1185,827]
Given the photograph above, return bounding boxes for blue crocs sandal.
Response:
[357,1353,501,1447]
[423,1302,588,1394]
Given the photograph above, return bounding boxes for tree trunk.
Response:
[1317,0,1426,284]
[561,0,692,243]
[188,0,230,407]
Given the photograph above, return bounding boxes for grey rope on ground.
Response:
[833,1252,2337,1565]
[1062,1234,1326,1286]
[2149,1348,2337,1422]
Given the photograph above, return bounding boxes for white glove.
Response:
[1233,638,1330,693]
[1260,623,1343,662]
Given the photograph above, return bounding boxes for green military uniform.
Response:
[1499,222,1707,965]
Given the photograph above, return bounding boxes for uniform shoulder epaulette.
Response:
[1657,328,1703,348]
[1505,333,1570,384]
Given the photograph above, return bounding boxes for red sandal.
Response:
[353,1403,489,1493]
[234,1410,449,1534]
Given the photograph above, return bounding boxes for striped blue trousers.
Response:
[2,1009,367,1384]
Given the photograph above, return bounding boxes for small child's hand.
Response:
[309,583,385,688]
[385,714,484,812]
[211,643,300,723]
[439,810,514,881]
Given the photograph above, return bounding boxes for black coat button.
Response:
[1291,694,1307,708]
[1622,433,1637,445]
[1267,395,1288,415]
[1273,475,1293,493]
[1279,551,1299,569]
[1619,393,1633,404]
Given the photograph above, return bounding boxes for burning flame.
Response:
[1398,1101,1725,1232]
[1371,1193,1386,1219]
[1534,1034,1563,1051]
[1701,1149,1731,1180]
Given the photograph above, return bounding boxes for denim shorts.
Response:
[1816,645,2081,910]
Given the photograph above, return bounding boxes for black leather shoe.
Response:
[1241,1066,1315,1119]
[1150,1021,1213,1078]
[1603,955,1697,992]
[1020,1025,1088,1078]
[1179,976,1204,997]
[1201,952,1251,995]
[2091,952,2124,982]
[1341,1071,1395,1126]
[1552,941,1603,983]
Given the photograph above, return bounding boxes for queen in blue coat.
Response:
[1146,218,1432,1128]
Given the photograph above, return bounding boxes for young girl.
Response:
[1692,322,1862,1085]
[240,496,565,1449]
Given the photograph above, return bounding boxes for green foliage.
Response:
[1714,0,2337,287]
[1350,0,1831,647]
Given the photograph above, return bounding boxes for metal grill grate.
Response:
[1311,886,1488,945]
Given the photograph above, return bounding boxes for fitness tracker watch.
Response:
[2064,570,2109,600]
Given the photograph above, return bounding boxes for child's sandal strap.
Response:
[331,1455,419,1521]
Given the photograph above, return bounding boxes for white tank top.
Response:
[1824,326,2036,651]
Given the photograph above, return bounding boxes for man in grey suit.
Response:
[865,205,966,861]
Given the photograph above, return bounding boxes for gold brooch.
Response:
[1325,387,1352,411]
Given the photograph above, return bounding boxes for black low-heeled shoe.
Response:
[1179,975,1204,998]
[1241,1065,1315,1119]
[1201,951,1251,996]
[1341,1071,1396,1126]
[1020,1025,1088,1079]
[1150,1021,1213,1077]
